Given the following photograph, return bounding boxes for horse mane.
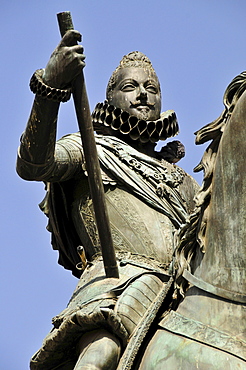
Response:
[175,71,246,295]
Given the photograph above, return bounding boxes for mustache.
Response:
[130,100,155,108]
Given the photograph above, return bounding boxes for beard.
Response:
[137,107,149,121]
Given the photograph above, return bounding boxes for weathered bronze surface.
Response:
[57,12,118,279]
[137,74,246,369]
[16,11,245,370]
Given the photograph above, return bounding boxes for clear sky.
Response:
[1,1,246,368]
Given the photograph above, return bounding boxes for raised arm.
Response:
[17,30,85,182]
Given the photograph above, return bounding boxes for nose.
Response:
[137,85,147,100]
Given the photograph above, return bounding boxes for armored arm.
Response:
[17,30,85,182]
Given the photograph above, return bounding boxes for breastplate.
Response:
[71,185,175,266]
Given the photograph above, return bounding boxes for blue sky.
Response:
[1,1,246,368]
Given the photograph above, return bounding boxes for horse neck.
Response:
[193,93,246,297]
[176,91,246,340]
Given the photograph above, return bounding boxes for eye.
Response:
[145,84,158,94]
[121,83,136,92]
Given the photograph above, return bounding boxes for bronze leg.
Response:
[74,329,121,369]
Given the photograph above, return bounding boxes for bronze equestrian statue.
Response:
[16,12,245,370]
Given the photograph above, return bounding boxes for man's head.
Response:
[106,52,161,121]
[92,52,178,144]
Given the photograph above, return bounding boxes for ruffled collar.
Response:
[92,100,179,144]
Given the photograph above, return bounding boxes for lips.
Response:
[136,105,150,111]
[130,101,155,109]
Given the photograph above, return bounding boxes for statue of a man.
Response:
[17,30,199,369]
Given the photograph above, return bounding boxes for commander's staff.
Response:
[57,11,119,279]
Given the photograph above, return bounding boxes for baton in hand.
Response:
[57,11,119,279]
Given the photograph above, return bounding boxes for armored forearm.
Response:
[17,95,85,182]
[16,94,59,179]
[20,95,59,163]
